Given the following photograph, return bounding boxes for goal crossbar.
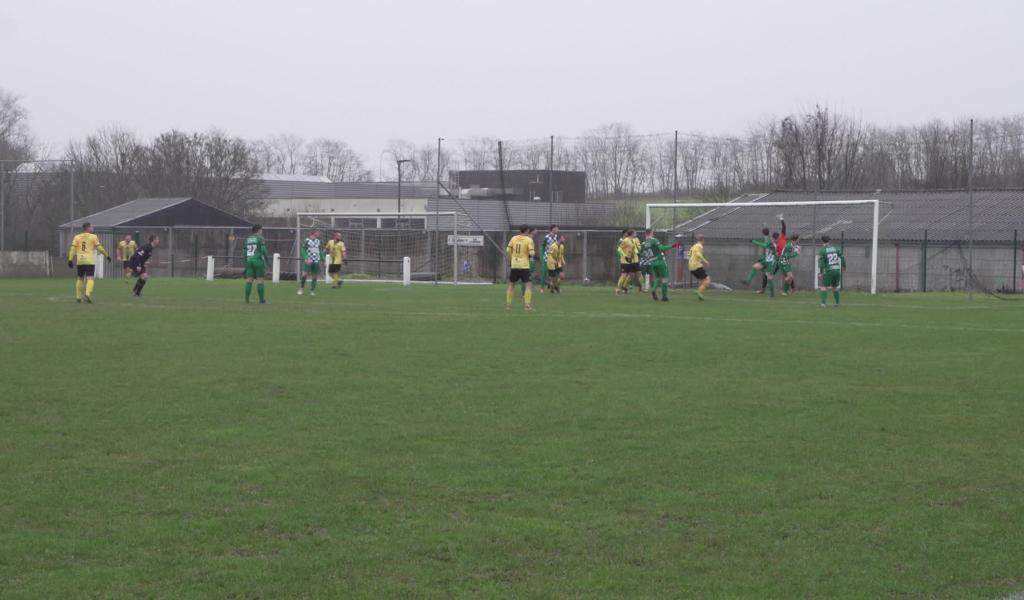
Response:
[646,200,880,294]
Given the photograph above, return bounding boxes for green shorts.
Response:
[244,259,266,279]
[778,262,792,274]
[639,264,651,275]
[303,262,321,274]
[822,271,842,288]
[649,262,668,279]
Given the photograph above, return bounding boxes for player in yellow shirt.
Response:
[689,234,711,301]
[616,229,643,294]
[325,231,347,288]
[506,224,536,310]
[67,222,111,303]
[116,234,137,281]
[546,235,566,294]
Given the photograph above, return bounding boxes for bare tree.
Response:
[0,88,35,162]
[304,138,371,181]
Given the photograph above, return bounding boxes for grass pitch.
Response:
[1,278,1023,599]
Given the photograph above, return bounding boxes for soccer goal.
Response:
[294,211,471,284]
[646,199,881,294]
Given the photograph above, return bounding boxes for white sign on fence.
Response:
[447,235,484,247]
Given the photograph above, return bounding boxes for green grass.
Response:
[2,278,1023,599]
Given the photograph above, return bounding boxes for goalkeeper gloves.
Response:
[106,256,112,263]
[68,260,74,269]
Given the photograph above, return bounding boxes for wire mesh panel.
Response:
[294,212,469,283]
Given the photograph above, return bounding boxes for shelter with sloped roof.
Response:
[58,198,252,278]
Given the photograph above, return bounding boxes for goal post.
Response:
[294,211,466,284]
[645,200,881,294]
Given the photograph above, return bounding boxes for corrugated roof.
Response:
[59,197,251,229]
[428,198,616,231]
[258,180,437,200]
[668,190,1024,243]
[60,198,191,228]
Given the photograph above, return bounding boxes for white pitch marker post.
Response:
[206,256,215,281]
[645,199,881,295]
[272,253,281,283]
[402,257,411,286]
[95,253,105,279]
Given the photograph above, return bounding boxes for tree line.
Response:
[1,86,1023,251]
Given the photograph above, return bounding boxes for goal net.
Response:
[646,199,881,294]
[293,211,469,283]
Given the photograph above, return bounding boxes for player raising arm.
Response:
[817,235,846,307]
[129,235,160,296]
[689,234,711,301]
[117,234,137,281]
[67,222,111,303]
[506,225,536,310]
[244,224,270,304]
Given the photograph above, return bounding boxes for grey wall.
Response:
[0,251,51,277]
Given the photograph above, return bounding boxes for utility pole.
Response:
[548,135,554,226]
[672,130,679,203]
[1,165,5,251]
[396,158,411,217]
[968,118,975,300]
[436,138,443,284]
[498,141,511,230]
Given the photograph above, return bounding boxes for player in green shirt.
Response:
[817,235,846,307]
[244,224,270,304]
[745,229,779,297]
[778,234,800,295]
[641,229,680,301]
[298,229,324,296]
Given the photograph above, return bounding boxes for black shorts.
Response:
[122,260,130,270]
[328,264,341,274]
[130,264,146,277]
[76,265,95,278]
[509,268,531,283]
[623,263,640,274]
[548,268,562,277]
[690,268,708,280]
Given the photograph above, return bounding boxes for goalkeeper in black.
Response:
[129,235,160,296]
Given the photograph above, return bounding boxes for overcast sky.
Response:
[2,0,1022,157]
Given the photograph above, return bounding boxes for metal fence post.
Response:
[582,230,588,284]
[169,227,175,278]
[1013,229,1019,293]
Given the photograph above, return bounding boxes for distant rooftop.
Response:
[59,197,251,229]
[257,173,332,183]
[257,180,438,200]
